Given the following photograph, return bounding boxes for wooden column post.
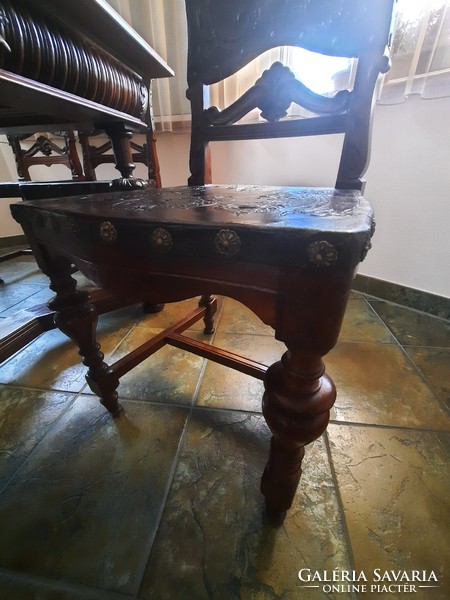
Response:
[104,122,148,190]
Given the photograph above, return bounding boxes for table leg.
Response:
[104,122,148,190]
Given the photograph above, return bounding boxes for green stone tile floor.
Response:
[0,255,449,599]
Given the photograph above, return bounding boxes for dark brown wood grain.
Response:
[0,0,169,350]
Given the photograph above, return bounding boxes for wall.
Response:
[1,96,449,297]
[0,138,23,238]
[363,96,450,299]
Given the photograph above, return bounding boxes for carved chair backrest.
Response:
[7,132,84,182]
[185,0,395,190]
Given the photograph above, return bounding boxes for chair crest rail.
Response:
[204,62,351,126]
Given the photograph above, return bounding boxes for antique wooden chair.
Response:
[11,0,395,524]
[6,131,85,182]
[0,131,85,268]
[79,129,161,188]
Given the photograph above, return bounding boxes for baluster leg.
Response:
[47,259,122,417]
[104,122,148,190]
[199,294,217,334]
[261,348,336,524]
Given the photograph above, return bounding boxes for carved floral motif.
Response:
[99,221,117,244]
[215,229,241,256]
[308,240,338,267]
[151,228,173,253]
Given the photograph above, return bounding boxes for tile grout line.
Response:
[0,566,135,600]
[328,419,450,435]
[393,344,449,418]
[366,294,449,348]
[396,345,450,417]
[0,299,223,597]
[0,283,50,316]
[363,293,450,323]
[0,387,87,497]
[132,297,226,597]
[323,430,360,600]
[76,307,157,395]
[363,295,450,417]
[131,381,202,598]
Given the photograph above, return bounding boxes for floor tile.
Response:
[0,286,54,316]
[328,424,450,599]
[338,297,396,343]
[0,396,188,595]
[2,249,449,599]
[369,300,450,347]
[326,341,450,430]
[0,386,74,490]
[97,302,149,324]
[136,296,224,332]
[140,409,352,600]
[0,257,48,286]
[0,283,47,313]
[404,346,450,411]
[0,320,133,393]
[217,297,274,336]
[196,332,285,412]
[0,569,131,600]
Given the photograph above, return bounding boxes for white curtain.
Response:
[105,0,189,131]
[378,0,450,103]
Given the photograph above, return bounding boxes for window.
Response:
[379,0,450,102]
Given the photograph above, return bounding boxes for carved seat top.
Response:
[12,185,374,269]
[17,185,371,233]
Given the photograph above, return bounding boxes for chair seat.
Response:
[13,185,373,272]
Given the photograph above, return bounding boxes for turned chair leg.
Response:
[199,294,216,335]
[261,348,336,525]
[142,302,165,314]
[47,259,122,417]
